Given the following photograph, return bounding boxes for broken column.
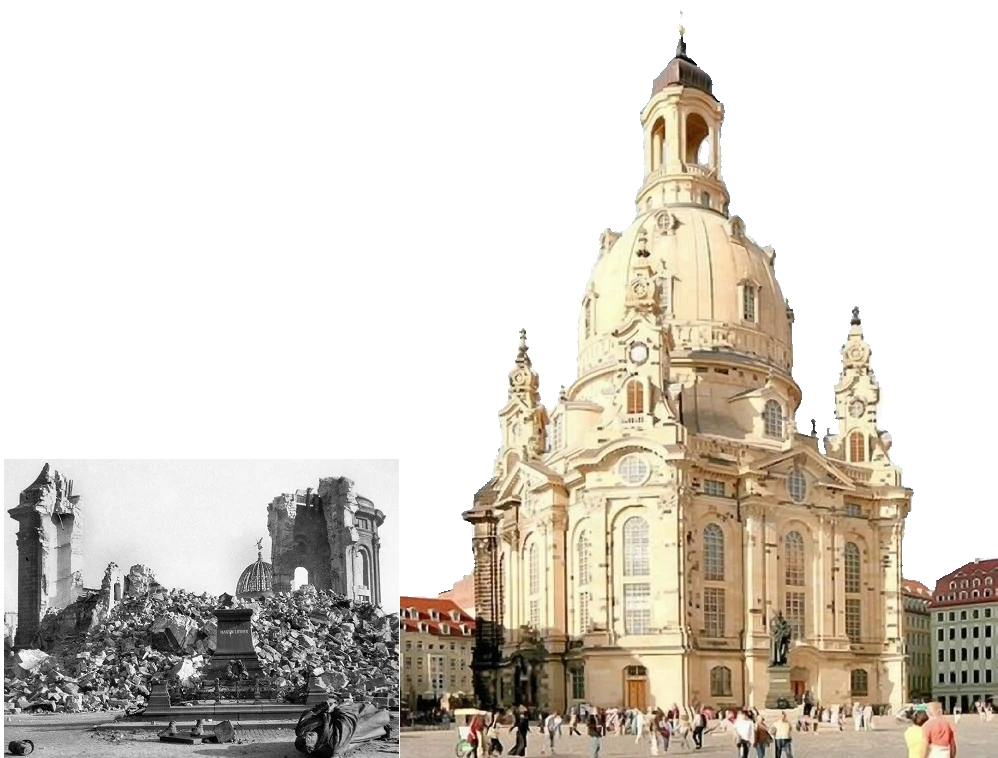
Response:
[8,464,85,647]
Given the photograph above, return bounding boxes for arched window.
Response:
[623,517,650,576]
[743,285,757,322]
[684,113,709,164]
[577,531,592,586]
[783,530,806,639]
[784,531,805,586]
[849,432,865,462]
[528,542,539,595]
[651,117,666,171]
[626,379,644,415]
[850,669,868,696]
[844,542,861,643]
[576,529,592,635]
[527,542,541,629]
[763,400,783,438]
[703,524,725,582]
[710,666,732,697]
[584,300,592,338]
[360,548,372,588]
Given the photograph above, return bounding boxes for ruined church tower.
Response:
[266,476,385,607]
[8,464,85,646]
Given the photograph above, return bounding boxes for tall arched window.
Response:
[850,669,868,696]
[844,541,861,643]
[703,524,725,582]
[622,516,651,635]
[623,517,650,576]
[702,523,726,637]
[710,666,732,697]
[764,400,783,438]
[849,432,865,462]
[527,541,540,630]
[360,548,371,588]
[626,380,644,415]
[576,530,592,635]
[783,530,805,639]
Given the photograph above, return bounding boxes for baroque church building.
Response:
[465,32,912,713]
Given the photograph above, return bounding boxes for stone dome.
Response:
[578,205,796,389]
[236,554,274,599]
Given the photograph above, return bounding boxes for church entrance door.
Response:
[624,666,649,711]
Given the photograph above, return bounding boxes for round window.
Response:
[787,468,807,503]
[619,455,650,485]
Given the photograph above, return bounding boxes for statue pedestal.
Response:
[764,666,794,709]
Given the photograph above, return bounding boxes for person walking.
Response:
[771,712,794,758]
[692,707,706,750]
[568,708,582,736]
[587,714,602,758]
[863,703,874,732]
[508,710,530,757]
[922,702,957,758]
[654,709,672,754]
[852,702,863,731]
[754,716,773,758]
[486,711,506,756]
[469,711,486,758]
[733,710,755,758]
[543,712,558,754]
[633,707,646,744]
[904,711,929,758]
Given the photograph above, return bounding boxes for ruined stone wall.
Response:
[267,477,384,606]
[8,465,85,647]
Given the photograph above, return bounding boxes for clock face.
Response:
[629,342,649,365]
[849,400,865,418]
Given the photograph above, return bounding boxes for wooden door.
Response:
[626,679,648,711]
[791,680,805,702]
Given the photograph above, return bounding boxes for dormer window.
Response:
[462,624,471,635]
[451,610,461,621]
[429,610,438,620]
[742,284,757,322]
[440,623,450,634]
[763,400,783,438]
[419,622,428,633]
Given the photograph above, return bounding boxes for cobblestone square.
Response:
[401,718,996,758]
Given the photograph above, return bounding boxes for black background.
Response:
[402,6,993,594]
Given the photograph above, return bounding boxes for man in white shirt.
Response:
[733,711,755,758]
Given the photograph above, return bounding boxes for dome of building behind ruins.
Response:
[236,540,274,600]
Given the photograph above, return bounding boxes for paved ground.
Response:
[400,717,997,757]
[2,710,400,757]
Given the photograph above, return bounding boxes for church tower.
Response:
[824,308,902,487]
[495,329,549,478]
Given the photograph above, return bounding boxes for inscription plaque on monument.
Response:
[203,608,263,680]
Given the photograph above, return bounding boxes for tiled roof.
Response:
[928,559,998,608]
[400,596,476,637]
[902,579,932,598]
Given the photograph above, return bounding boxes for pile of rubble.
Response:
[4,586,399,714]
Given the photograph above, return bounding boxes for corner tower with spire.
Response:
[824,307,903,487]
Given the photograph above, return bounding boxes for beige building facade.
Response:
[465,31,912,713]
[400,597,476,710]
[929,559,997,713]
[902,579,933,702]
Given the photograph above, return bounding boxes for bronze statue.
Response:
[769,611,792,666]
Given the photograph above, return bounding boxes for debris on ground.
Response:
[4,586,399,714]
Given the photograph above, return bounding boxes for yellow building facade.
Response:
[465,31,912,713]
[400,597,476,710]
[902,579,933,702]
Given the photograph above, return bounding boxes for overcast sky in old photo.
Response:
[3,460,399,612]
